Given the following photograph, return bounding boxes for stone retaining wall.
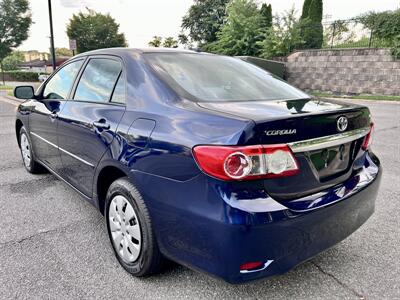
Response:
[286,48,400,96]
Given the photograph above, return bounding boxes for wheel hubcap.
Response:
[108,195,141,263]
[20,133,31,167]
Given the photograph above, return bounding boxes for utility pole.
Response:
[331,22,336,48]
[48,0,56,71]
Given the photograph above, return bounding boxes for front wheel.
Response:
[105,178,165,276]
[19,127,44,174]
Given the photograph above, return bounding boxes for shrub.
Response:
[258,7,304,58]
[211,0,263,56]
[2,71,45,81]
[392,35,400,59]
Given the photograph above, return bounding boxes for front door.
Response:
[57,56,126,197]
[28,59,84,171]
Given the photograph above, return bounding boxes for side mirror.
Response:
[14,86,35,100]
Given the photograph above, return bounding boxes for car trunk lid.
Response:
[197,98,371,200]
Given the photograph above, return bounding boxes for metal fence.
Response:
[322,19,386,49]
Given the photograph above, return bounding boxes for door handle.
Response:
[93,119,110,130]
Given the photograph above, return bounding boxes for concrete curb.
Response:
[322,97,400,105]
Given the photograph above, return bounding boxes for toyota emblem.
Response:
[337,116,348,132]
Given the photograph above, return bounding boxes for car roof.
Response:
[74,47,198,58]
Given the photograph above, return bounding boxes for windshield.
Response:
[145,53,309,102]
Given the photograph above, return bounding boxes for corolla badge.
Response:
[265,129,296,136]
[337,116,348,132]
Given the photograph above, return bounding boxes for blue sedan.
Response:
[14,48,381,283]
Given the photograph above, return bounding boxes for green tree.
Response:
[66,9,127,54]
[0,0,32,83]
[178,32,193,49]
[323,20,354,47]
[259,7,304,58]
[358,9,400,40]
[211,0,263,56]
[162,37,178,48]
[55,47,73,57]
[300,0,312,19]
[308,0,323,22]
[260,3,273,30]
[2,50,24,70]
[300,0,323,49]
[358,9,400,58]
[181,0,229,46]
[148,36,162,47]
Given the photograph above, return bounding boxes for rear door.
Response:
[57,56,126,197]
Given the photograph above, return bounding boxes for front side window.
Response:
[43,60,83,99]
[74,58,122,103]
[145,53,309,102]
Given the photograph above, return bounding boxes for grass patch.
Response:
[311,92,400,101]
[7,91,14,97]
[0,85,13,90]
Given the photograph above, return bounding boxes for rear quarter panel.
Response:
[106,105,253,182]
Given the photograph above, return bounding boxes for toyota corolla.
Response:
[14,48,381,283]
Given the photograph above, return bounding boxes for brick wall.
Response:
[286,48,400,96]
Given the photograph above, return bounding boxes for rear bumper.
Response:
[225,166,381,283]
[133,152,382,283]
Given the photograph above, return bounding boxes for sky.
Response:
[19,0,400,52]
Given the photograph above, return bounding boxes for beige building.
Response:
[19,56,70,74]
[23,51,49,62]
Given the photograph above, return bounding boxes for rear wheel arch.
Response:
[96,165,128,214]
[105,177,166,276]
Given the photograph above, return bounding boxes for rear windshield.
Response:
[145,53,309,102]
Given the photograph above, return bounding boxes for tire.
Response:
[105,177,165,277]
[19,127,45,174]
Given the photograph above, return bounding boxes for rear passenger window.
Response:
[111,72,126,104]
[74,58,122,103]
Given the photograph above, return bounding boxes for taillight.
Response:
[362,123,374,150]
[240,261,263,272]
[192,144,299,181]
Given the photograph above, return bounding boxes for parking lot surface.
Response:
[0,96,399,299]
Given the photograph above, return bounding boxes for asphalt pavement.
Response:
[0,96,399,299]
